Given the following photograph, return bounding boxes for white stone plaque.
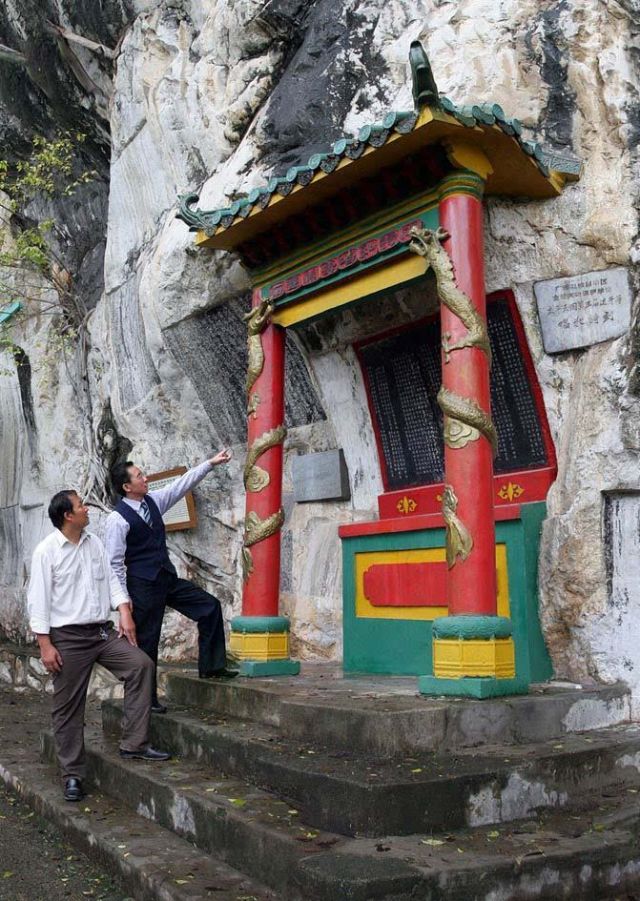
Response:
[293,450,350,503]
[534,267,632,353]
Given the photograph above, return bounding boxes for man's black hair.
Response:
[48,490,78,530]
[111,460,134,497]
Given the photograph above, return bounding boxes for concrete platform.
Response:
[164,663,631,757]
[2,657,640,900]
[45,709,640,900]
[103,696,640,837]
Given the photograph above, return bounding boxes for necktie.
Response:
[140,499,152,526]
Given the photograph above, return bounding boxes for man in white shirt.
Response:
[105,452,236,714]
[28,490,170,803]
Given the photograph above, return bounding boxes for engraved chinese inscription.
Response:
[358,299,548,490]
[534,267,631,354]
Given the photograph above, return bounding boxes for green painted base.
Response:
[238,659,300,678]
[418,675,529,699]
[432,615,513,639]
[231,615,291,633]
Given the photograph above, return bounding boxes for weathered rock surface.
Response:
[0,1,638,702]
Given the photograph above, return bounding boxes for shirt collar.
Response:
[123,497,143,510]
[54,527,90,546]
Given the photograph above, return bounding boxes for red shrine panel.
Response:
[363,560,447,606]
[354,289,556,517]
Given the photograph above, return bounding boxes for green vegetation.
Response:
[0,134,110,506]
[0,132,96,340]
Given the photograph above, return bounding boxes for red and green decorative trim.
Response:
[266,218,423,304]
[438,171,485,202]
[341,502,552,683]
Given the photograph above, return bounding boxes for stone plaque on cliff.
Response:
[534,267,631,354]
[293,450,350,503]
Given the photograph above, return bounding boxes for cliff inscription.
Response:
[534,267,631,353]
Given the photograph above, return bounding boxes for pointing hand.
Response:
[209,449,232,467]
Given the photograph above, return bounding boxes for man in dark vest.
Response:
[105,453,236,713]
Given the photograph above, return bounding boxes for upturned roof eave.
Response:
[182,107,579,255]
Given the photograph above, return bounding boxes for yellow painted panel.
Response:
[497,545,509,618]
[272,255,428,327]
[229,630,289,661]
[355,544,509,621]
[433,637,516,678]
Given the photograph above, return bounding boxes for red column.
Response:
[241,292,285,617]
[439,189,497,616]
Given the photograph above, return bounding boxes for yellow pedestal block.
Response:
[230,630,290,662]
[433,637,516,679]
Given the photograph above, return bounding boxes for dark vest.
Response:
[115,495,176,582]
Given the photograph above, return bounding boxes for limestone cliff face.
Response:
[0,1,639,698]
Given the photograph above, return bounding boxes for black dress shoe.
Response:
[199,668,238,680]
[119,746,171,761]
[151,702,168,714]
[63,777,84,802]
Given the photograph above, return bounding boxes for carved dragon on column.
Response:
[241,299,286,581]
[442,484,473,568]
[409,225,499,567]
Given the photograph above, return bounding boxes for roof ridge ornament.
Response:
[409,40,440,110]
[177,192,205,230]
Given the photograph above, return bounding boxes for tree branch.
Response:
[0,44,26,66]
[45,22,116,60]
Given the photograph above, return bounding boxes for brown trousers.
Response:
[49,622,154,781]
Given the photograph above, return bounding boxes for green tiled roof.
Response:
[177,42,580,237]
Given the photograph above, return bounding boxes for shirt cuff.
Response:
[30,619,50,635]
[110,586,130,610]
[111,598,129,612]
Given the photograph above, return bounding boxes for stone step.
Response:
[43,726,349,899]
[165,670,631,757]
[0,690,274,901]
[103,698,640,837]
[41,727,640,901]
[302,796,640,901]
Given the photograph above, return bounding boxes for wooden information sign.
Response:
[145,466,198,532]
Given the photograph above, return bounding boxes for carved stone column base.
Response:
[229,615,300,678]
[432,636,516,679]
[419,614,527,698]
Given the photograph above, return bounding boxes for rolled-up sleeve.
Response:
[27,546,53,634]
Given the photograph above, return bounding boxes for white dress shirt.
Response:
[105,460,213,592]
[28,529,129,634]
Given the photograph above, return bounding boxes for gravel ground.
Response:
[0,782,128,901]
